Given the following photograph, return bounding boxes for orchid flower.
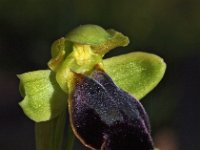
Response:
[18,25,166,150]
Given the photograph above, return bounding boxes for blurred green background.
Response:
[1,0,200,149]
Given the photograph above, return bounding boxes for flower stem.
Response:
[35,110,66,150]
[65,126,75,150]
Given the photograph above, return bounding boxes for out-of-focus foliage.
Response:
[1,0,200,62]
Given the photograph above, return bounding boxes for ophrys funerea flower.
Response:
[18,25,166,150]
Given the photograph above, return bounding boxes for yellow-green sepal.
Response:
[103,52,166,100]
[65,24,129,56]
[65,24,111,45]
[18,70,67,122]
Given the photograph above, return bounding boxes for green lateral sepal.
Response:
[103,52,166,100]
[18,70,67,122]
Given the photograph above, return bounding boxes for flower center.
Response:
[73,44,92,66]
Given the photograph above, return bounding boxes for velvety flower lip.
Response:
[91,68,151,132]
[70,68,154,150]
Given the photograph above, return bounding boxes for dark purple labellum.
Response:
[71,69,154,150]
